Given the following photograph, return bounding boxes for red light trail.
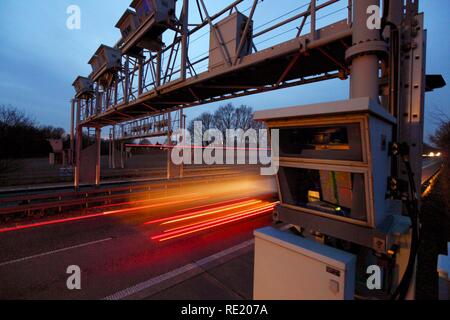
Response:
[143,199,261,225]
[160,200,262,225]
[125,144,271,151]
[174,197,252,213]
[0,194,209,234]
[163,202,275,233]
[151,203,277,242]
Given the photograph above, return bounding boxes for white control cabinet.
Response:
[254,227,356,300]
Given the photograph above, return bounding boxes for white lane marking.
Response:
[422,160,441,169]
[103,239,254,300]
[0,238,113,267]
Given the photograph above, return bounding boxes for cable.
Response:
[253,2,310,32]
[390,148,421,300]
[256,5,347,46]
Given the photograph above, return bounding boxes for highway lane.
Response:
[0,175,277,299]
[0,160,442,299]
[421,159,443,184]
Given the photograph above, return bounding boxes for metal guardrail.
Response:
[0,172,244,217]
[1,160,443,218]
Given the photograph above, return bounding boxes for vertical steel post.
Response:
[114,79,118,105]
[399,13,426,197]
[120,141,125,169]
[108,129,112,169]
[70,99,75,166]
[124,56,130,104]
[394,4,425,299]
[179,108,184,178]
[138,56,144,96]
[156,52,162,87]
[167,111,172,179]
[95,127,101,186]
[181,0,189,80]
[112,125,116,169]
[310,0,316,40]
[74,100,82,189]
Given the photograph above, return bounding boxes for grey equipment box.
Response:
[209,12,253,71]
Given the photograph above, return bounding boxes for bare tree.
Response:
[187,103,264,146]
[214,103,236,138]
[430,120,450,155]
[0,104,35,128]
[235,105,253,131]
[429,108,450,155]
[188,112,216,145]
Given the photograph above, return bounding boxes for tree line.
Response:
[430,110,450,156]
[0,104,67,159]
[187,104,263,143]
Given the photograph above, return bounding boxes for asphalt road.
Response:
[421,158,443,184]
[0,160,441,299]
[0,175,277,299]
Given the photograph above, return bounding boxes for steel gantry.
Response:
[71,0,430,195]
[72,0,356,187]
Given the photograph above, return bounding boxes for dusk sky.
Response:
[0,0,448,142]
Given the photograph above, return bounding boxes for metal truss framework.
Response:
[107,109,185,171]
[71,0,426,195]
[110,109,184,141]
[74,0,353,128]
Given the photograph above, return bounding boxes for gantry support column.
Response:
[166,109,184,180]
[95,127,101,186]
[120,141,125,169]
[179,108,184,178]
[167,111,172,180]
[397,1,425,300]
[346,0,387,100]
[112,126,116,169]
[398,3,427,196]
[108,127,117,169]
[74,100,82,189]
[70,99,75,166]
[180,0,189,80]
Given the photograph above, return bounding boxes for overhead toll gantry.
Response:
[72,0,353,187]
[74,0,353,126]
